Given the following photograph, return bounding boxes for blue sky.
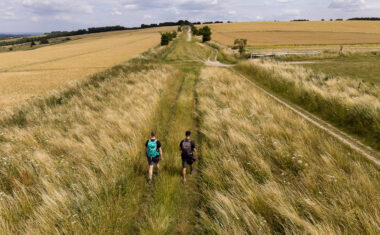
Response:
[0,0,379,33]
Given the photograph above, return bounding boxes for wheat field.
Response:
[208,21,380,46]
[0,27,173,107]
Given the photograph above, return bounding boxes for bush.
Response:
[40,38,49,44]
[234,39,248,54]
[30,40,36,47]
[178,26,182,32]
[191,25,199,35]
[160,32,176,46]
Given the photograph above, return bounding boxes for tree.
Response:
[198,26,211,42]
[234,39,248,54]
[30,40,36,47]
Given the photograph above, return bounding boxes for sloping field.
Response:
[208,21,380,46]
[0,27,173,107]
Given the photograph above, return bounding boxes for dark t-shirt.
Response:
[145,139,161,156]
[179,139,196,158]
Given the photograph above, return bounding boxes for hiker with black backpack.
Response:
[145,131,163,184]
[179,131,197,184]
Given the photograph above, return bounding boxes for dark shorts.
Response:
[182,156,196,169]
[147,156,160,166]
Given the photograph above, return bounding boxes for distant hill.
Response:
[0,33,35,41]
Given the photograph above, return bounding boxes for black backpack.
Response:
[181,140,192,156]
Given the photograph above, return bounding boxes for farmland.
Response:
[0,27,173,107]
[0,25,379,234]
[208,21,380,46]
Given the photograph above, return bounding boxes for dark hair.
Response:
[151,131,156,137]
[185,131,191,137]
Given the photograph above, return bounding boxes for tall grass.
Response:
[197,67,380,234]
[0,50,177,233]
[236,59,380,150]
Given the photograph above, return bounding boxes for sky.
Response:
[0,0,379,33]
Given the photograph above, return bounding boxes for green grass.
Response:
[302,55,380,84]
[247,44,380,50]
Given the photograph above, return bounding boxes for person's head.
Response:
[185,131,191,138]
[151,131,156,138]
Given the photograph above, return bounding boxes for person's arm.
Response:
[159,147,163,160]
[179,140,183,151]
[192,141,197,152]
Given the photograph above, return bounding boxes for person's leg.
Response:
[156,162,160,175]
[149,165,154,180]
[182,158,187,183]
[182,167,186,178]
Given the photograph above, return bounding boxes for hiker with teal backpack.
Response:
[145,131,163,184]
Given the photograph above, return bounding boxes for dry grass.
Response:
[197,67,380,234]
[236,59,380,149]
[0,27,174,107]
[0,58,176,233]
[208,21,380,46]
[245,59,380,108]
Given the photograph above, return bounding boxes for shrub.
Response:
[160,32,175,46]
[30,40,36,47]
[198,26,212,42]
[40,38,49,44]
[234,39,248,54]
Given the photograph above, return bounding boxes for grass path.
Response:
[126,28,209,234]
[138,65,201,234]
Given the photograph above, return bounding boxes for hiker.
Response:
[179,131,197,184]
[146,131,163,184]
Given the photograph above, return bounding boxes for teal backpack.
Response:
[147,140,160,158]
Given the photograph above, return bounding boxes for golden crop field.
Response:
[0,27,174,107]
[208,21,380,46]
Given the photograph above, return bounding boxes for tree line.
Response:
[348,17,380,21]
[1,20,225,47]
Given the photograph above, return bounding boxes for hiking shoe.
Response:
[148,179,152,185]
[182,178,187,184]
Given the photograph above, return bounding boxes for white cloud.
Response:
[0,6,17,20]
[31,16,39,22]
[256,16,263,20]
[329,0,365,9]
[111,8,122,15]
[277,0,296,3]
[228,10,236,15]
[21,0,94,14]
[124,4,137,10]
[54,13,72,21]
